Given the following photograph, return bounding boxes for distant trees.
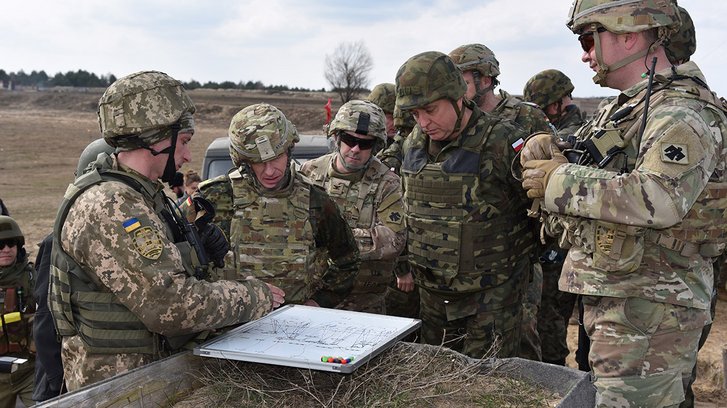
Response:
[0,68,326,93]
[324,40,373,104]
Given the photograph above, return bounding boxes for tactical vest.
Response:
[560,74,727,259]
[0,261,35,357]
[306,154,394,293]
[227,168,324,304]
[402,125,533,293]
[49,159,197,355]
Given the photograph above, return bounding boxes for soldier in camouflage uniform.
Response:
[521,1,727,406]
[449,42,550,361]
[198,103,360,308]
[396,51,533,358]
[369,87,421,319]
[300,100,406,314]
[366,83,397,141]
[0,216,35,407]
[522,69,586,366]
[49,71,283,391]
[524,69,584,137]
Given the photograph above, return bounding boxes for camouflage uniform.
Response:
[491,89,552,137]
[200,103,360,308]
[539,48,727,408]
[49,72,274,391]
[301,100,405,314]
[522,68,586,365]
[396,51,533,358]
[0,216,35,408]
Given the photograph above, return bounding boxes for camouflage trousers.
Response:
[336,292,386,314]
[582,295,709,408]
[538,260,575,365]
[0,359,34,408]
[518,262,542,361]
[384,260,420,319]
[419,287,523,359]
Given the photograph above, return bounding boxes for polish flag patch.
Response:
[512,138,525,152]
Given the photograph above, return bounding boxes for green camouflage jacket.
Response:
[554,104,585,137]
[492,89,552,136]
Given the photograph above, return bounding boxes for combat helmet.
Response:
[98,70,196,150]
[0,215,26,263]
[228,103,299,167]
[75,138,115,178]
[366,83,396,114]
[329,100,387,144]
[664,6,696,64]
[523,69,575,109]
[0,216,24,248]
[566,0,681,86]
[396,51,466,111]
[393,103,416,135]
[448,43,500,78]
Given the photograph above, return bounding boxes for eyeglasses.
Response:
[0,239,18,250]
[578,27,607,52]
[338,132,376,150]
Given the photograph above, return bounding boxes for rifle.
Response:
[163,196,215,280]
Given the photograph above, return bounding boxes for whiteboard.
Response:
[193,305,421,374]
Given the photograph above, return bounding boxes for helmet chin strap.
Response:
[591,24,661,87]
[448,99,465,137]
[471,71,493,107]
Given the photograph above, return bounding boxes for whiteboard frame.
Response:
[193,305,421,374]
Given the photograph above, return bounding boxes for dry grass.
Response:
[173,343,559,408]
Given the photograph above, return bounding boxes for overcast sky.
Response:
[2,0,724,98]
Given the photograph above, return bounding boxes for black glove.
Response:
[197,223,229,268]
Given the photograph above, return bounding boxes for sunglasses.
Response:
[338,132,376,150]
[578,27,607,52]
[0,239,18,250]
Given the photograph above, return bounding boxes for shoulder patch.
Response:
[661,143,689,164]
[130,226,164,260]
[122,217,141,233]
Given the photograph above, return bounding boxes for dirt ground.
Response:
[1,88,725,406]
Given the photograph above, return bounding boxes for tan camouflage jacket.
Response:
[300,153,407,289]
[543,61,727,310]
[57,157,273,390]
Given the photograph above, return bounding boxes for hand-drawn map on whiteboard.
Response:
[194,305,421,373]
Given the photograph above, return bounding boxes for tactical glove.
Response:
[522,152,568,199]
[197,223,229,268]
[520,132,562,164]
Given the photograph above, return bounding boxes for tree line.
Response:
[0,69,325,93]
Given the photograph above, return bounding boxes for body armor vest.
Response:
[49,158,195,355]
[306,154,394,293]
[228,168,324,304]
[0,261,34,358]
[402,125,533,293]
[561,73,727,258]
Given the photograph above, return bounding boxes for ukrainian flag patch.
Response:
[122,217,142,233]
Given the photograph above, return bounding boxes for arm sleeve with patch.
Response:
[543,104,716,229]
[354,171,406,262]
[62,181,272,337]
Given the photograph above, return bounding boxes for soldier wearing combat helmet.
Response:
[366,83,397,140]
[0,216,35,407]
[300,100,406,314]
[49,71,284,391]
[396,51,534,358]
[523,69,584,137]
[520,1,727,406]
[448,43,552,137]
[197,103,360,308]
